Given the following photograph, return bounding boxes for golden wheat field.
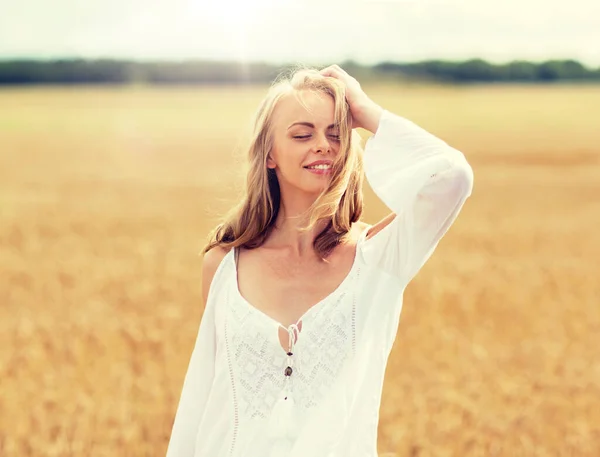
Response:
[1,82,599,457]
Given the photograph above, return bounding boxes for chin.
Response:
[289,176,331,194]
[309,184,329,195]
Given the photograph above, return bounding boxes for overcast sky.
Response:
[1,0,599,67]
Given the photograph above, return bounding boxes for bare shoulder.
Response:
[201,245,231,307]
[352,221,371,238]
[202,245,230,272]
[360,213,397,241]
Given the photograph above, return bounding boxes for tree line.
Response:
[0,58,598,85]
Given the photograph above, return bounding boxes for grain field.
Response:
[1,83,599,456]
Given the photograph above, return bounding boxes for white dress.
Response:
[165,109,474,457]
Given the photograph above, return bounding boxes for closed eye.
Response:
[293,134,340,140]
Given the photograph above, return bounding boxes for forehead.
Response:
[273,90,335,128]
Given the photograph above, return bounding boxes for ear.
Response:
[266,155,277,169]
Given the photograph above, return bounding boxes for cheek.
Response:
[275,141,305,167]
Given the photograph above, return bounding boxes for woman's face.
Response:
[267,90,341,194]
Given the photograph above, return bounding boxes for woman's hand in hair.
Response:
[319,64,383,134]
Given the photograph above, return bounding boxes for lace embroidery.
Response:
[223,316,239,457]
[224,262,359,423]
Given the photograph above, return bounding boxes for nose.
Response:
[314,133,331,154]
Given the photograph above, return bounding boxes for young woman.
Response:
[166,65,474,457]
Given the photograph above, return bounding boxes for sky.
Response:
[1,0,599,68]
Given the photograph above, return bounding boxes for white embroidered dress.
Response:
[166,109,474,457]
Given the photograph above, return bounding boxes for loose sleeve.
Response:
[166,293,217,457]
[361,109,474,284]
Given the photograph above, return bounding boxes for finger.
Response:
[320,64,339,73]
[320,66,342,79]
[326,64,349,78]
[331,64,347,75]
[319,66,334,76]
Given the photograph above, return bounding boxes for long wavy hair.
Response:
[201,66,365,260]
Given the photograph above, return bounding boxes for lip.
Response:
[303,159,333,176]
[303,159,333,168]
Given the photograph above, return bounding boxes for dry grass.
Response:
[1,83,599,456]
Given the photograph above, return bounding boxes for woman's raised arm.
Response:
[361,109,474,284]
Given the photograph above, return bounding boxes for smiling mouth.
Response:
[303,164,332,170]
[304,164,333,175]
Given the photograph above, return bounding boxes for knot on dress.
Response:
[266,322,301,441]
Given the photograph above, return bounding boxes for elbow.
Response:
[458,160,474,198]
[446,146,474,198]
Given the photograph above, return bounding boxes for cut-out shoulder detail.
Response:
[363,213,396,241]
[355,220,370,231]
[352,221,371,241]
[201,245,230,309]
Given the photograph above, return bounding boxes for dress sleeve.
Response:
[361,109,474,284]
[166,292,217,456]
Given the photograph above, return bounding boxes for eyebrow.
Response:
[287,122,338,130]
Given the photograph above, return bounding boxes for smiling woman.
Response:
[165,66,474,457]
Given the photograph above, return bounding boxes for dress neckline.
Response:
[231,226,369,332]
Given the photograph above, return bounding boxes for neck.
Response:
[269,191,329,258]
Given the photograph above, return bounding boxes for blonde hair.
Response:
[202,66,365,260]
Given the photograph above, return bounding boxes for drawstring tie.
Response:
[267,323,300,442]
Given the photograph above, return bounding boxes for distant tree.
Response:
[560,59,588,79]
[537,60,568,81]
[504,60,537,81]
[453,58,496,82]
[0,57,599,85]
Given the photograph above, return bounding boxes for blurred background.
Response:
[1,0,599,456]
